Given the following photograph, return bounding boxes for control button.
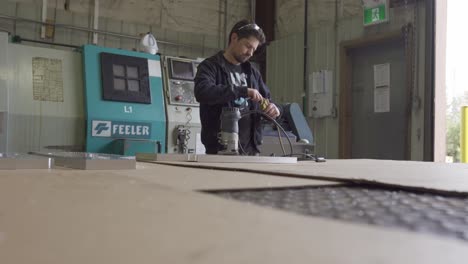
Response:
[175,95,182,101]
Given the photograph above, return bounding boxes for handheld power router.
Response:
[217,107,242,155]
[217,99,269,155]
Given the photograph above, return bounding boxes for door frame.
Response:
[433,0,447,162]
[338,25,415,159]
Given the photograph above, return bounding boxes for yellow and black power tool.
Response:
[260,98,270,111]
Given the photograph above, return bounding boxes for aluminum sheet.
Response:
[0,153,53,169]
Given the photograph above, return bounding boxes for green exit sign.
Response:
[364,4,388,26]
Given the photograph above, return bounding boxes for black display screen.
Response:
[100,52,151,104]
[170,60,194,80]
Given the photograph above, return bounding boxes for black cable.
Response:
[235,108,323,161]
[238,141,247,155]
[276,124,286,155]
[240,110,294,156]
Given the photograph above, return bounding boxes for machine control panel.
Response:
[168,80,197,105]
[163,55,203,154]
[164,57,200,106]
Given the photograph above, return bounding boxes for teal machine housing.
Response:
[83,45,166,155]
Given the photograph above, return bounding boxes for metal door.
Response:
[350,38,408,160]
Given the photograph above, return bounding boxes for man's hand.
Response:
[247,88,263,102]
[263,102,280,119]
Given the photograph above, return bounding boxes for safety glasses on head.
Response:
[237,23,261,32]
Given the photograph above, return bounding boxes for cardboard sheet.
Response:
[114,162,335,190]
[0,169,467,264]
[156,159,468,195]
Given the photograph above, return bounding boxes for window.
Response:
[100,52,151,104]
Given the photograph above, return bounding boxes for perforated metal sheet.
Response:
[207,186,468,242]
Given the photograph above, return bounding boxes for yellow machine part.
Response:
[462,106,468,163]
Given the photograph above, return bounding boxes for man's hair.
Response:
[228,19,266,45]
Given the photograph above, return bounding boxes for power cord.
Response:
[276,124,286,156]
[238,110,326,162]
[240,110,294,156]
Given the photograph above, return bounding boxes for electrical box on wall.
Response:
[308,70,333,118]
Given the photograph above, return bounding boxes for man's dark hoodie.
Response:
[194,51,273,154]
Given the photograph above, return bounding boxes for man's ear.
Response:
[231,32,238,43]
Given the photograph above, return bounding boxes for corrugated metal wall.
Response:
[0,0,252,59]
[266,33,304,107]
[267,2,427,159]
[0,0,252,153]
[0,0,428,158]
[0,33,8,153]
[266,25,340,158]
[0,34,85,153]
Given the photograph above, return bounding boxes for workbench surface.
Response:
[1,160,467,264]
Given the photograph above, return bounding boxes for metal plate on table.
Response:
[30,152,136,170]
[196,155,297,164]
[0,153,53,169]
[137,153,297,164]
[136,153,196,162]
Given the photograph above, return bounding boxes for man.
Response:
[194,19,280,155]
